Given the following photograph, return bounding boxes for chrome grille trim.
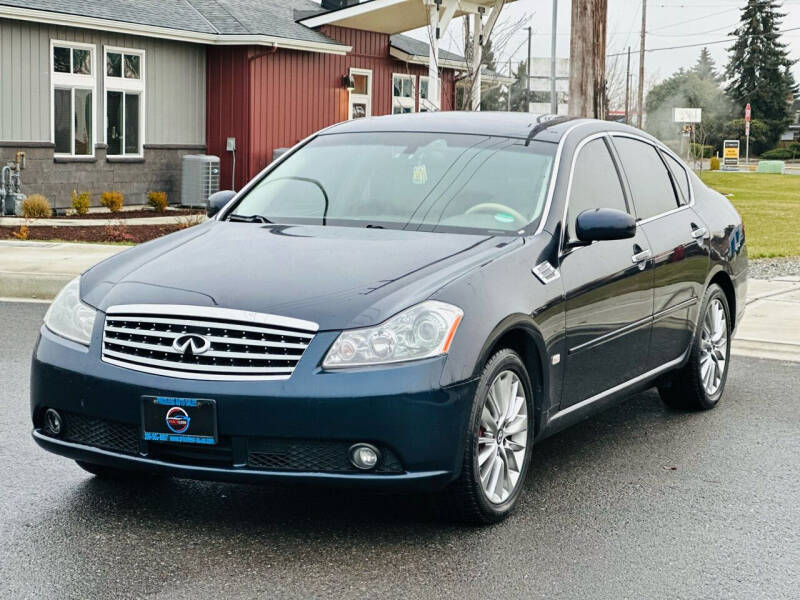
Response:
[101,304,318,381]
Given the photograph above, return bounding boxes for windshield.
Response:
[228,132,557,234]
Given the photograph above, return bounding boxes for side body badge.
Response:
[532,261,561,285]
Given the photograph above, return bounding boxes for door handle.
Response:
[631,248,652,264]
[691,227,707,239]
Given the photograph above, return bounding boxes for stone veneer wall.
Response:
[0,143,206,212]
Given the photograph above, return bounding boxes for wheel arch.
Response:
[474,316,550,437]
[706,267,737,330]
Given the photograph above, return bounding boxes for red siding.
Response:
[208,26,457,186]
[207,46,251,191]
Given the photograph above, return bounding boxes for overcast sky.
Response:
[413,0,800,87]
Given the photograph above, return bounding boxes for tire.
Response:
[658,283,732,411]
[442,348,535,525]
[75,460,153,480]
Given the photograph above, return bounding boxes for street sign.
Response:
[673,107,702,123]
[723,140,740,170]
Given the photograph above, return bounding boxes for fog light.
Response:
[44,408,63,436]
[349,443,381,470]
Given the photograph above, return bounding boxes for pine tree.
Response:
[692,47,720,82]
[480,38,504,111]
[725,0,797,141]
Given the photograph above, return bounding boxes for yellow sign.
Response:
[724,147,739,159]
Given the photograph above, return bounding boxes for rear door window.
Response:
[566,137,629,243]
[613,136,680,220]
[662,151,691,205]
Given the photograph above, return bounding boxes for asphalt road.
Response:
[1,301,798,600]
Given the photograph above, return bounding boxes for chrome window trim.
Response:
[105,304,319,333]
[607,131,696,217]
[533,121,591,236]
[558,131,620,254]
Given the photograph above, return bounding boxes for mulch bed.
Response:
[51,208,203,220]
[0,224,183,244]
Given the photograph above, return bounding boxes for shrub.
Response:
[21,194,52,218]
[759,148,792,160]
[103,221,135,243]
[147,191,168,213]
[100,191,124,213]
[689,143,714,159]
[71,190,91,215]
[176,213,205,230]
[710,156,720,171]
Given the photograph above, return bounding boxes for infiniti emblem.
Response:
[172,334,211,357]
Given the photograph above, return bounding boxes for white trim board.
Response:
[0,6,352,55]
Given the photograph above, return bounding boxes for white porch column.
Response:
[428,2,440,110]
[471,12,483,111]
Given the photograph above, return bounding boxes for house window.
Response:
[419,76,441,112]
[348,68,372,120]
[104,47,145,156]
[392,74,415,114]
[51,41,96,156]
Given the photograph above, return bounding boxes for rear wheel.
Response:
[443,349,534,524]
[658,283,731,411]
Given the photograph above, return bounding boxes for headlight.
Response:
[44,277,97,345]
[323,301,463,368]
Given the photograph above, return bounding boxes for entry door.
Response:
[348,68,372,120]
[611,136,710,370]
[559,136,655,408]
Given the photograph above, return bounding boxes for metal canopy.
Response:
[299,0,515,35]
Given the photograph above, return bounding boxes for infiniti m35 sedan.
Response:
[32,113,747,523]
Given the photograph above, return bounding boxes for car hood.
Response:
[82,221,519,330]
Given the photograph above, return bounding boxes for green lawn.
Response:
[699,171,800,258]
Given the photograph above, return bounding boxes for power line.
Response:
[608,24,800,57]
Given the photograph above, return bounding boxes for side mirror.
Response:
[207,190,236,218]
[575,208,636,242]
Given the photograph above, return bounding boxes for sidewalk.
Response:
[0,240,798,362]
[0,240,125,299]
[732,277,800,362]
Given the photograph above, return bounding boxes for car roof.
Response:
[321,112,658,144]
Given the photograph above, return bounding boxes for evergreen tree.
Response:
[692,47,721,82]
[725,0,797,142]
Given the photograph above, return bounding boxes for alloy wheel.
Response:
[477,370,529,504]
[699,298,728,396]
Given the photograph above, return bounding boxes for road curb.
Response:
[0,271,72,300]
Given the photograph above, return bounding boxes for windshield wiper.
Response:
[227,214,273,224]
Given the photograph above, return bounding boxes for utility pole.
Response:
[624,46,631,124]
[550,0,558,114]
[637,0,646,128]
[526,26,532,111]
[568,0,608,118]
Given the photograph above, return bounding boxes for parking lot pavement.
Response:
[1,301,798,600]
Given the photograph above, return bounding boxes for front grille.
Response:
[248,440,403,474]
[47,411,140,455]
[101,304,318,380]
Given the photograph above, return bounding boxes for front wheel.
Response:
[443,349,534,524]
[658,283,732,411]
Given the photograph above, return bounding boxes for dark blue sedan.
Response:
[32,113,747,523]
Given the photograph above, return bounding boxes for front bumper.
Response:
[31,326,477,491]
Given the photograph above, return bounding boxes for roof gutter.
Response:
[0,6,352,55]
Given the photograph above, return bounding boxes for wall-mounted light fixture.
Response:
[342,74,355,91]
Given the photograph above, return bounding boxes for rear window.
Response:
[613,136,680,220]
[230,132,557,234]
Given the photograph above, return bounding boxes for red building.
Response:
[207,27,462,190]
[206,0,513,191]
